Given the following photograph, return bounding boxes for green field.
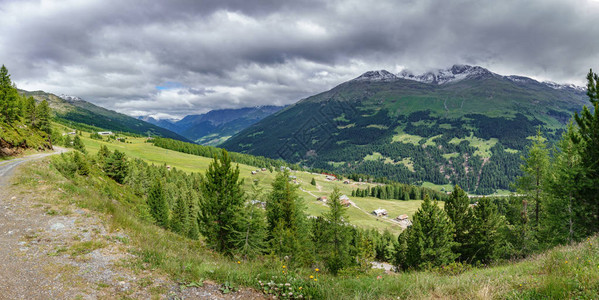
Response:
[66,127,429,235]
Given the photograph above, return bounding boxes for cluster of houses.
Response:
[316,194,352,207]
[250,167,268,175]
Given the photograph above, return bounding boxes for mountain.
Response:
[144,106,285,146]
[221,65,589,194]
[19,90,190,142]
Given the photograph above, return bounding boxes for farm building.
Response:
[317,196,328,202]
[343,179,350,184]
[395,214,412,228]
[251,171,257,175]
[340,198,351,207]
[97,131,114,135]
[373,208,388,217]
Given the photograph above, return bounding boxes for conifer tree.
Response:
[444,185,471,259]
[233,180,268,259]
[322,187,351,274]
[571,68,599,232]
[0,65,20,123]
[516,129,549,231]
[198,149,246,255]
[311,177,316,186]
[465,197,504,263]
[72,135,87,154]
[402,195,457,269]
[266,170,312,265]
[147,179,169,227]
[103,150,128,183]
[36,100,51,135]
[23,96,36,126]
[170,188,190,235]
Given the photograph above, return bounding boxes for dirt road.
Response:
[0,149,265,299]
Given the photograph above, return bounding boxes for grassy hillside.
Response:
[0,120,51,157]
[19,90,190,142]
[222,68,588,194]
[14,156,599,299]
[55,124,423,235]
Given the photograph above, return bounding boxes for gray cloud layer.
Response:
[1,0,597,119]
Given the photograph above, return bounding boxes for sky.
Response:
[1,0,598,120]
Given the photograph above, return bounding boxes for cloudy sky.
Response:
[1,0,598,119]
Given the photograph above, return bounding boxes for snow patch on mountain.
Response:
[353,70,398,82]
[506,76,585,92]
[59,94,84,102]
[397,65,493,84]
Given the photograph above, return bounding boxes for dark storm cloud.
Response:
[0,0,597,118]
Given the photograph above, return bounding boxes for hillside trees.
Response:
[444,185,471,259]
[397,195,457,270]
[198,149,247,255]
[266,170,312,265]
[0,65,20,123]
[320,187,352,274]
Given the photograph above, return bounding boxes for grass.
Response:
[449,134,498,158]
[12,141,599,299]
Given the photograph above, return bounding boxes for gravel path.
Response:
[0,149,266,299]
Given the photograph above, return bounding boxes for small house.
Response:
[251,171,257,175]
[373,208,388,217]
[166,165,171,170]
[340,198,351,207]
[98,131,114,136]
[261,168,267,171]
[317,196,328,203]
[325,175,336,181]
[339,195,350,201]
[395,214,412,228]
[343,179,350,184]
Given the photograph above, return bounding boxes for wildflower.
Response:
[285,283,291,286]
[314,278,318,282]
[299,287,302,290]
[377,275,382,280]
[315,268,319,272]
[282,265,286,269]
[565,261,568,264]
[309,275,314,279]
[237,261,241,264]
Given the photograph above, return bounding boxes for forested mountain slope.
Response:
[222,65,588,194]
[20,90,190,142]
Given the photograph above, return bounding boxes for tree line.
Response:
[351,182,449,201]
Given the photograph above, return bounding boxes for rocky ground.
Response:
[0,150,265,299]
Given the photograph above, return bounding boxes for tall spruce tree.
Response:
[402,195,457,269]
[571,68,599,233]
[266,170,312,265]
[36,100,51,135]
[233,180,268,259]
[544,123,586,244]
[444,185,471,259]
[147,179,169,227]
[198,149,246,255]
[72,135,87,154]
[0,65,20,123]
[516,129,549,231]
[322,187,351,274]
[465,197,504,263]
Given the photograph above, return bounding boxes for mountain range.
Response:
[141,106,285,145]
[19,90,190,142]
[222,64,589,194]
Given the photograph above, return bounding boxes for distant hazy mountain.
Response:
[143,106,285,145]
[20,90,190,142]
[222,64,588,194]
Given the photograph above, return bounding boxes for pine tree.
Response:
[444,185,471,259]
[72,135,87,154]
[0,65,20,123]
[233,180,267,259]
[516,129,549,231]
[170,188,189,235]
[103,150,128,183]
[23,96,36,126]
[465,197,504,263]
[402,195,457,269]
[198,149,246,255]
[322,187,351,274]
[571,68,599,232]
[266,170,312,265]
[311,177,316,186]
[36,100,51,135]
[147,179,169,227]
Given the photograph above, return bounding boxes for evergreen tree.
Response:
[72,135,87,154]
[465,197,504,263]
[233,180,268,259]
[571,68,599,233]
[310,177,316,186]
[444,185,471,259]
[543,124,585,245]
[198,149,246,255]
[103,150,129,183]
[516,129,549,231]
[23,96,36,126]
[170,188,190,235]
[266,170,312,265]
[36,100,51,135]
[402,195,457,269]
[322,187,351,274]
[147,179,169,227]
[0,65,20,123]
